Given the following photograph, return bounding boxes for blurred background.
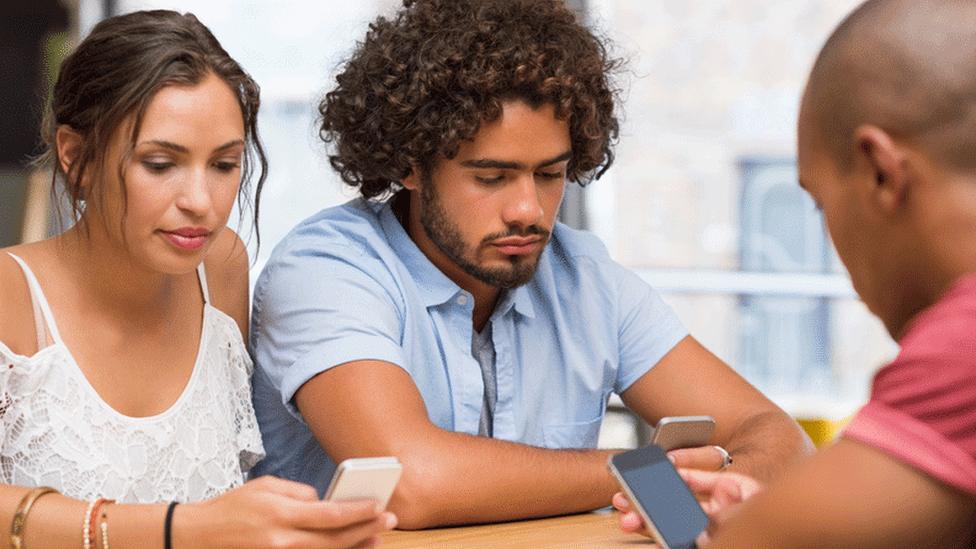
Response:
[2,0,895,448]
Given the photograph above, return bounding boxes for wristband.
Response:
[164,501,179,549]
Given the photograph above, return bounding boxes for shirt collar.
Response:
[493,285,536,320]
[378,199,536,318]
[379,200,461,308]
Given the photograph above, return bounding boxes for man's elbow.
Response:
[385,469,445,530]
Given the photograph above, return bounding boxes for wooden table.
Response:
[381,510,649,548]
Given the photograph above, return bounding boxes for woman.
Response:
[0,10,395,548]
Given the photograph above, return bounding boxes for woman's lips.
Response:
[160,228,210,251]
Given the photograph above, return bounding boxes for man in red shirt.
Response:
[616,0,976,546]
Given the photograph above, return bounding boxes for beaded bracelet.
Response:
[83,499,98,549]
[84,498,113,549]
[90,499,114,549]
[10,486,58,549]
[98,501,114,549]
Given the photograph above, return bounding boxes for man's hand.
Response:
[612,468,762,544]
[667,446,732,472]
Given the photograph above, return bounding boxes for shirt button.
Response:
[456,295,468,306]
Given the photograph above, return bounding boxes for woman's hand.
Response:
[679,469,762,546]
[175,475,397,548]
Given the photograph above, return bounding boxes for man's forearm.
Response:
[386,429,619,529]
[722,410,813,482]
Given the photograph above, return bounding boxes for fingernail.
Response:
[384,513,398,529]
[668,454,676,464]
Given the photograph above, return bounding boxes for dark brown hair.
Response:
[320,0,622,200]
[36,9,267,241]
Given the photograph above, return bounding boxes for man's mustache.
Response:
[481,225,551,245]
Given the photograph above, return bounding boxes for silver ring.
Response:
[714,445,732,469]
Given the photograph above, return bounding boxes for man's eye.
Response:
[476,175,504,185]
[536,171,564,180]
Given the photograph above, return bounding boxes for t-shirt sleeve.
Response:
[842,318,976,496]
[250,240,405,419]
[613,266,688,393]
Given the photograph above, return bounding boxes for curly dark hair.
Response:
[320,0,622,200]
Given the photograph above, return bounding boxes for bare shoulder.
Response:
[203,228,250,339]
[0,243,46,356]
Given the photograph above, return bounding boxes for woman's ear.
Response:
[55,125,86,193]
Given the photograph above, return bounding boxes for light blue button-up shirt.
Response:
[249,198,687,493]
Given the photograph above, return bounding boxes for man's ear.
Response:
[55,125,87,192]
[852,125,909,213]
[401,166,422,191]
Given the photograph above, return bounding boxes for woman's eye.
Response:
[214,161,241,173]
[142,161,172,172]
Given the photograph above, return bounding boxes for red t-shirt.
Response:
[843,274,976,497]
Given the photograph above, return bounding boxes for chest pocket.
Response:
[542,415,603,449]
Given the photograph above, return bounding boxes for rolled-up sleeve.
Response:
[251,239,404,419]
[613,266,688,393]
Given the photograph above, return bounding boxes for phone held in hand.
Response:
[324,457,403,510]
[609,445,709,549]
[650,415,716,451]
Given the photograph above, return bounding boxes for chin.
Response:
[148,250,206,276]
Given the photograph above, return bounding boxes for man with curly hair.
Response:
[250,0,810,528]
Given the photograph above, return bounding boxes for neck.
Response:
[56,222,179,317]
[396,193,500,331]
[884,236,976,341]
[885,175,976,337]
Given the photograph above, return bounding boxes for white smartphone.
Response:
[323,457,403,510]
[650,415,715,451]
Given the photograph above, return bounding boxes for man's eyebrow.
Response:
[536,150,573,169]
[460,150,573,170]
[138,139,245,153]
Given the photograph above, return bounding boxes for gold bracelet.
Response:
[10,486,58,549]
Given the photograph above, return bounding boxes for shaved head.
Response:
[803,0,976,171]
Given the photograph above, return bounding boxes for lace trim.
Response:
[0,308,264,503]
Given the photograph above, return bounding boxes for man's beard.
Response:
[418,176,549,289]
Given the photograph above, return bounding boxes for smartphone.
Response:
[324,457,403,510]
[650,415,715,451]
[609,444,709,549]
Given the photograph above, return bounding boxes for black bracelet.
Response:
[164,501,179,549]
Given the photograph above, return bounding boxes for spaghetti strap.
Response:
[196,263,211,304]
[6,253,64,346]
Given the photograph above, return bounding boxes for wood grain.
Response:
[381,510,653,548]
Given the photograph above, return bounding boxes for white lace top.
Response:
[0,253,265,503]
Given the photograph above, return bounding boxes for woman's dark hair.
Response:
[36,9,267,243]
[320,0,622,200]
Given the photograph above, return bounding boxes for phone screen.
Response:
[611,445,709,549]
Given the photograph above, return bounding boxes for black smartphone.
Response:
[609,444,709,549]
